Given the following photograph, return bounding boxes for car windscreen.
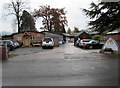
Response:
[7,41,13,45]
[43,38,52,41]
[10,40,16,43]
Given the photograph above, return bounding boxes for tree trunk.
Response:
[49,21,52,31]
[16,14,21,33]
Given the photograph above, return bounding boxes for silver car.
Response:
[79,39,92,48]
[42,37,54,49]
[79,39,101,49]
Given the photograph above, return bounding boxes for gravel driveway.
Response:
[2,43,118,86]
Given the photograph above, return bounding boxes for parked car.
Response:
[79,39,103,49]
[42,37,54,49]
[79,39,92,48]
[0,40,14,51]
[75,39,81,47]
[10,40,20,48]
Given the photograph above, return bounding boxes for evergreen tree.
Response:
[67,28,71,34]
[83,2,120,34]
[73,27,79,33]
[20,10,36,32]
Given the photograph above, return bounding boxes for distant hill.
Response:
[0,31,12,35]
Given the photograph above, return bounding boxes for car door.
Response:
[91,41,99,48]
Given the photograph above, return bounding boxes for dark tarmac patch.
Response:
[8,53,18,59]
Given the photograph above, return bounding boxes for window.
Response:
[17,36,22,41]
[37,34,41,37]
[43,38,52,41]
[31,36,34,40]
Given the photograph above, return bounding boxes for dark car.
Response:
[75,39,81,47]
[0,40,15,51]
[10,40,20,48]
[83,40,103,49]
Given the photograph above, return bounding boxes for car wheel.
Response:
[42,46,45,49]
[76,44,79,47]
[89,46,93,49]
[51,46,54,49]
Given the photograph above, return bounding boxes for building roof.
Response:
[62,33,70,36]
[88,31,99,35]
[42,31,65,36]
[69,31,89,37]
[69,33,80,37]
[106,29,120,35]
[11,31,45,36]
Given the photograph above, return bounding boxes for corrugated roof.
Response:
[12,31,45,35]
[106,29,120,34]
[69,31,89,37]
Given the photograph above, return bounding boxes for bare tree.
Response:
[4,0,29,33]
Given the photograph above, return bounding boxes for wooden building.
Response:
[77,31,92,39]
[104,32,120,41]
[13,31,45,47]
[64,31,91,39]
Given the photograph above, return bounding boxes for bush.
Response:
[92,35,101,40]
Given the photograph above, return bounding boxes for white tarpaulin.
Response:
[103,38,118,51]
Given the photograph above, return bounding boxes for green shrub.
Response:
[92,35,102,40]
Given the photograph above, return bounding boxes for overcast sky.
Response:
[0,0,100,34]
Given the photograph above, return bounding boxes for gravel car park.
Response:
[2,43,118,86]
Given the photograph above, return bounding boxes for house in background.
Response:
[13,31,45,47]
[2,31,63,47]
[103,29,120,53]
[104,30,120,41]
[63,31,92,43]
[77,31,92,39]
[2,35,13,40]
[64,31,92,39]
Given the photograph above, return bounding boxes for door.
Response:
[22,36,31,46]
